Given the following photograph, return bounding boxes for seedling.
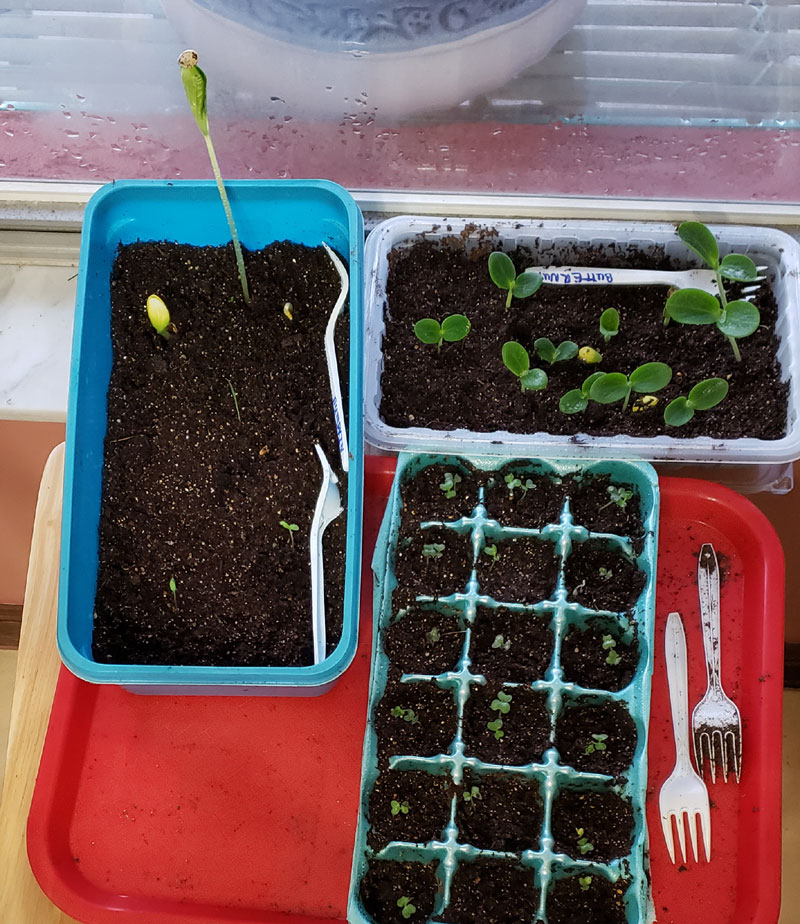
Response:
[598,567,613,582]
[534,337,578,365]
[663,221,760,361]
[588,363,673,413]
[602,634,621,666]
[488,251,543,308]
[491,690,513,714]
[492,634,511,651]
[169,576,177,606]
[146,294,176,339]
[502,342,548,392]
[576,828,595,855]
[283,301,293,320]
[487,718,505,739]
[505,472,535,498]
[178,50,250,304]
[559,371,605,415]
[664,377,729,427]
[422,542,445,562]
[280,520,299,547]
[579,876,593,892]
[439,472,462,498]
[391,706,419,725]
[483,544,499,563]
[599,307,620,343]
[413,314,471,352]
[397,897,417,919]
[426,626,441,644]
[227,378,241,421]
[462,785,482,805]
[390,799,410,816]
[600,485,633,511]
[584,733,608,755]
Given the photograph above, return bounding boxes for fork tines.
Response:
[695,726,742,784]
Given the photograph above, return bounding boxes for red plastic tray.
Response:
[27,460,784,924]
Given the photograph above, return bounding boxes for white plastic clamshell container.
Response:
[363,215,800,466]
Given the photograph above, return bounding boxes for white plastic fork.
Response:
[526,265,765,300]
[659,611,712,864]
[310,443,343,665]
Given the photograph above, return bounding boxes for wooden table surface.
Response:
[0,443,80,923]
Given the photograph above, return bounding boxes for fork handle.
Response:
[529,266,678,287]
[665,612,693,767]
[697,544,723,690]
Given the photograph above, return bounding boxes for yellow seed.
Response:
[578,346,603,364]
[283,302,294,320]
[146,294,171,334]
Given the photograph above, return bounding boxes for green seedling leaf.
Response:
[279,520,299,547]
[483,544,499,563]
[520,368,548,391]
[602,634,617,650]
[665,288,722,325]
[439,472,462,498]
[442,313,471,341]
[390,799,410,816]
[397,896,417,919]
[600,485,633,510]
[462,785,482,803]
[422,542,445,561]
[629,361,673,393]
[678,220,719,269]
[426,626,441,644]
[146,293,174,338]
[599,307,620,342]
[413,318,442,345]
[591,364,672,412]
[606,648,621,666]
[413,314,471,352]
[585,733,608,754]
[664,396,694,427]
[589,372,629,404]
[169,576,177,606]
[579,876,593,892]
[720,252,759,282]
[492,634,511,651]
[598,567,613,581]
[559,389,588,415]
[688,377,729,410]
[487,718,504,739]
[535,337,578,364]
[502,342,549,392]
[488,252,542,307]
[391,706,419,725]
[718,299,760,339]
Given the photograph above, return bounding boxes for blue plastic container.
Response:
[58,179,364,695]
[349,453,658,922]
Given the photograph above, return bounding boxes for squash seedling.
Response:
[397,897,417,919]
[280,520,299,546]
[147,294,176,339]
[502,342,548,392]
[488,252,542,308]
[559,371,605,415]
[664,221,760,361]
[599,308,619,343]
[178,50,250,304]
[534,337,578,365]
[589,362,673,413]
[413,314,471,352]
[664,377,729,427]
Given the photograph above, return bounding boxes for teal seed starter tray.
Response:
[348,453,659,924]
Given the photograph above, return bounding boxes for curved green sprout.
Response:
[488,252,542,308]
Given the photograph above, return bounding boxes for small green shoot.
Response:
[584,733,608,755]
[483,544,499,563]
[598,567,613,582]
[462,785,482,804]
[502,342,548,392]
[578,346,603,364]
[599,308,620,343]
[488,252,543,308]
[492,634,511,651]
[589,363,672,413]
[146,294,175,339]
[413,314,471,352]
[426,626,441,644]
[487,718,504,739]
[576,828,595,855]
[579,876,593,892]
[504,472,535,498]
[280,520,299,547]
[283,301,293,320]
[169,576,177,606]
[439,472,462,498]
[422,542,445,562]
[390,706,419,725]
[178,50,250,304]
[602,634,621,666]
[534,337,578,365]
[559,371,605,415]
[397,897,417,919]
[664,377,729,427]
[227,378,241,421]
[600,485,634,511]
[390,799,410,816]
[491,690,512,714]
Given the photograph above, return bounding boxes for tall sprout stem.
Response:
[204,134,250,305]
[715,268,741,362]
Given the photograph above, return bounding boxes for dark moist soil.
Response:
[469,606,553,685]
[477,537,560,604]
[93,240,349,666]
[373,672,458,768]
[399,462,478,526]
[564,473,644,538]
[555,701,637,776]
[379,239,788,441]
[551,788,635,862]
[546,874,629,924]
[462,684,551,766]
[456,771,544,853]
[564,541,646,612]
[393,526,473,606]
[445,858,539,924]
[483,465,565,528]
[560,623,638,692]
[382,606,465,675]
[367,769,453,850]
[359,860,439,924]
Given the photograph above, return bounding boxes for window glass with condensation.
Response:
[2,0,800,201]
